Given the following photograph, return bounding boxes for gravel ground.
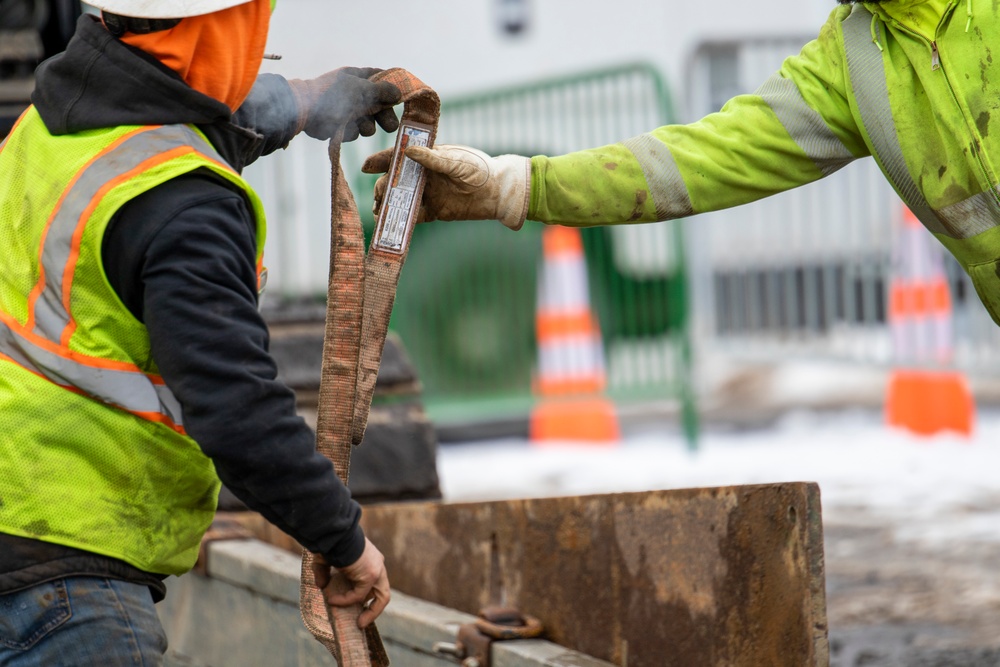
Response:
[825,517,1000,666]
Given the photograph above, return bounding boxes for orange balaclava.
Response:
[117,0,271,111]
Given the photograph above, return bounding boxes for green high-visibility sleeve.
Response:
[529,7,870,226]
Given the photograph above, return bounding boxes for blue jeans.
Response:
[0,577,167,666]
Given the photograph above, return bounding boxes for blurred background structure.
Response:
[1,0,79,133]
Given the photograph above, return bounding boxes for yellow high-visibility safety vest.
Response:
[0,107,267,575]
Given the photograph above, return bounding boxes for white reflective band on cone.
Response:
[538,338,606,379]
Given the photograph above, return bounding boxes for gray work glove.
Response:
[288,67,402,142]
[362,144,531,230]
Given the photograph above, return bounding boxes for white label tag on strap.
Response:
[373,122,433,254]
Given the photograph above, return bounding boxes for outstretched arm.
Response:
[372,8,868,229]
[234,68,402,166]
[532,15,867,225]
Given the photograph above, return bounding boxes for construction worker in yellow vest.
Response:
[0,0,400,662]
[368,0,1000,327]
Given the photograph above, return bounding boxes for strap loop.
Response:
[299,68,439,667]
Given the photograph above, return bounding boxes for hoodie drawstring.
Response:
[965,0,973,32]
[870,12,884,52]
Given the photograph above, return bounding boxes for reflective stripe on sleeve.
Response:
[754,73,855,177]
[0,312,185,431]
[842,6,948,236]
[30,124,231,343]
[936,186,1000,239]
[622,134,694,220]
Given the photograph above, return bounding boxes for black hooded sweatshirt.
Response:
[0,15,365,601]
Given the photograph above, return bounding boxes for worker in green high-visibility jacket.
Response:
[368,0,1000,325]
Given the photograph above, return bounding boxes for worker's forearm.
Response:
[231,73,299,166]
[529,95,840,226]
[529,15,867,228]
[529,144,660,226]
[141,201,365,568]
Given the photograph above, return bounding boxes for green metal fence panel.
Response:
[354,63,697,443]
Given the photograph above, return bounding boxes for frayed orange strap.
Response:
[299,68,439,667]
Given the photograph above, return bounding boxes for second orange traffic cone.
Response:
[885,206,974,437]
[529,226,620,444]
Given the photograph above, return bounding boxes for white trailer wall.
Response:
[260,0,833,97]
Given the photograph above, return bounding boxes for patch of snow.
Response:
[438,408,1000,550]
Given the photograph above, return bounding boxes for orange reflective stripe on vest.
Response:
[6,125,232,433]
[8,123,238,432]
[28,124,234,344]
[0,310,185,431]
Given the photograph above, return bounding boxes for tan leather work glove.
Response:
[288,67,401,142]
[362,144,531,230]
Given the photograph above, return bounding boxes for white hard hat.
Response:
[86,0,254,19]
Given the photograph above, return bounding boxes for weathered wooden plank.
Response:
[360,483,829,667]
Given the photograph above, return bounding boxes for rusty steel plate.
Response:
[361,483,828,667]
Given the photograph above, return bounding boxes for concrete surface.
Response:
[159,538,614,667]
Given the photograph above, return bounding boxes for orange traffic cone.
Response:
[529,226,620,444]
[885,206,974,436]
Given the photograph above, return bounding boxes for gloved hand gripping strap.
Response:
[298,68,440,667]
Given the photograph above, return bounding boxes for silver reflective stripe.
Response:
[622,134,694,220]
[0,316,185,427]
[936,185,1000,239]
[842,6,949,235]
[33,124,227,342]
[754,73,855,177]
[33,289,70,346]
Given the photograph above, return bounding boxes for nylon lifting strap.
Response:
[299,68,440,666]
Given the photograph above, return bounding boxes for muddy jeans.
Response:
[0,577,167,666]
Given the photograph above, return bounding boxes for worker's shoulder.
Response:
[149,168,251,206]
[107,167,256,255]
[123,168,253,225]
[820,5,856,32]
[806,5,854,52]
